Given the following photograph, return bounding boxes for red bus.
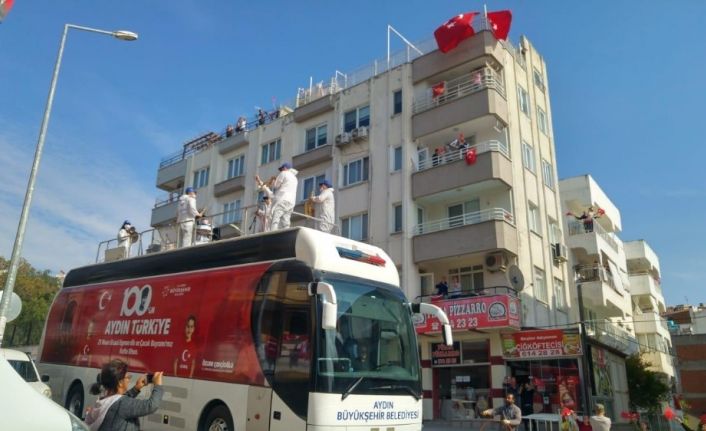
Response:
[38,227,451,430]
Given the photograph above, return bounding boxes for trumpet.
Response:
[304,191,315,217]
[127,226,139,243]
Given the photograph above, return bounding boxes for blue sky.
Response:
[0,1,704,306]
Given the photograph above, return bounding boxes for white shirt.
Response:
[590,415,611,431]
[312,188,335,218]
[273,169,298,204]
[177,194,200,222]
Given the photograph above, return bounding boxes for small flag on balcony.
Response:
[465,147,477,165]
[0,0,14,22]
[487,10,512,40]
[663,407,675,421]
[434,12,478,53]
[432,81,446,98]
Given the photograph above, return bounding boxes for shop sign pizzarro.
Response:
[501,329,583,359]
[414,294,520,334]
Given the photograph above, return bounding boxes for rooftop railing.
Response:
[417,140,509,171]
[413,67,506,114]
[414,207,514,236]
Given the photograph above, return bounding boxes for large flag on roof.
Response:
[434,12,478,53]
[487,10,512,40]
[0,0,14,22]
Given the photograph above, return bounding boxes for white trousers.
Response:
[270,200,294,231]
[179,220,194,248]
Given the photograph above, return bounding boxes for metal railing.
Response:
[413,67,506,114]
[95,206,340,263]
[567,220,619,253]
[414,207,514,235]
[416,285,518,303]
[585,319,639,355]
[417,140,509,171]
[575,264,621,295]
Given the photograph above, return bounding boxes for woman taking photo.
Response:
[84,359,163,431]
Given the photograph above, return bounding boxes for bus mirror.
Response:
[314,282,338,331]
[415,302,453,346]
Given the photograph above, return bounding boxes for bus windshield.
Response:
[315,276,421,397]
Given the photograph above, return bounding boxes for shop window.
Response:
[461,341,488,364]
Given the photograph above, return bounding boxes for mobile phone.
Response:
[146,373,154,384]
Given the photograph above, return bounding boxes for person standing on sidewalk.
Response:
[589,403,612,431]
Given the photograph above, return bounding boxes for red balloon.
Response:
[663,407,675,420]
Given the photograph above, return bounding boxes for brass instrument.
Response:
[127,226,139,243]
[304,191,316,217]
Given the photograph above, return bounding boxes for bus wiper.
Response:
[369,384,421,401]
[341,376,365,401]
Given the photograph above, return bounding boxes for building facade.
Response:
[665,304,706,416]
[150,30,571,420]
[559,175,638,422]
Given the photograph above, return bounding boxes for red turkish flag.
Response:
[488,10,512,40]
[663,407,675,421]
[0,0,14,21]
[432,82,446,98]
[465,147,477,165]
[434,12,478,53]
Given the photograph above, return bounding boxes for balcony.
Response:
[293,94,335,123]
[412,68,507,139]
[292,144,333,170]
[217,131,249,155]
[566,220,620,255]
[634,311,670,338]
[629,272,662,298]
[412,208,516,263]
[156,158,187,191]
[156,132,220,191]
[412,31,504,83]
[412,141,511,199]
[641,350,674,378]
[415,287,521,334]
[586,320,639,355]
[576,265,625,317]
[151,200,178,227]
[213,175,245,197]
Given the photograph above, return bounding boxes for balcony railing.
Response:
[413,68,506,114]
[417,140,509,171]
[416,285,518,303]
[586,319,639,355]
[567,220,619,253]
[154,191,181,208]
[575,264,621,294]
[414,207,514,235]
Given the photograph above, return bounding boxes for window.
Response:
[534,267,547,303]
[301,174,326,202]
[343,156,369,186]
[305,124,327,151]
[260,138,281,165]
[448,265,484,294]
[448,199,480,227]
[226,155,245,179]
[341,213,368,241]
[554,277,565,308]
[542,159,555,189]
[393,204,403,233]
[193,167,210,189]
[533,68,545,92]
[392,146,402,172]
[223,199,241,224]
[343,105,370,133]
[548,218,560,244]
[393,90,403,115]
[528,202,541,234]
[537,107,548,135]
[517,85,530,116]
[521,141,536,173]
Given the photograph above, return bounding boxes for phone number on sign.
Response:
[450,317,478,329]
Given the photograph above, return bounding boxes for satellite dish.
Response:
[0,290,22,323]
[507,266,525,291]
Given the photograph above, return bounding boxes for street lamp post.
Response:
[0,24,138,346]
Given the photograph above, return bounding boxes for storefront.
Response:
[589,344,630,421]
[415,293,521,420]
[501,329,587,416]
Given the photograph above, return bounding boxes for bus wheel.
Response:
[65,382,84,418]
[203,404,234,431]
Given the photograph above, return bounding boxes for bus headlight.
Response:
[43,387,52,398]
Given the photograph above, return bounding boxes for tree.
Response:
[625,354,671,413]
[0,257,61,346]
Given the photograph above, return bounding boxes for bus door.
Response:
[253,263,313,431]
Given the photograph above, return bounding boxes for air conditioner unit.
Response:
[352,126,369,140]
[552,243,568,263]
[485,253,508,272]
[335,132,351,146]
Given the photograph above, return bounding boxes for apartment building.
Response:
[559,175,639,422]
[624,240,675,383]
[665,304,706,415]
[150,29,570,420]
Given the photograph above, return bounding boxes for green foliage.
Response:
[625,354,671,413]
[0,257,60,346]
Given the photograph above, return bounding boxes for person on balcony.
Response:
[435,276,449,297]
[309,179,335,233]
[566,206,604,233]
[257,108,266,126]
[235,116,247,133]
[225,124,234,137]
